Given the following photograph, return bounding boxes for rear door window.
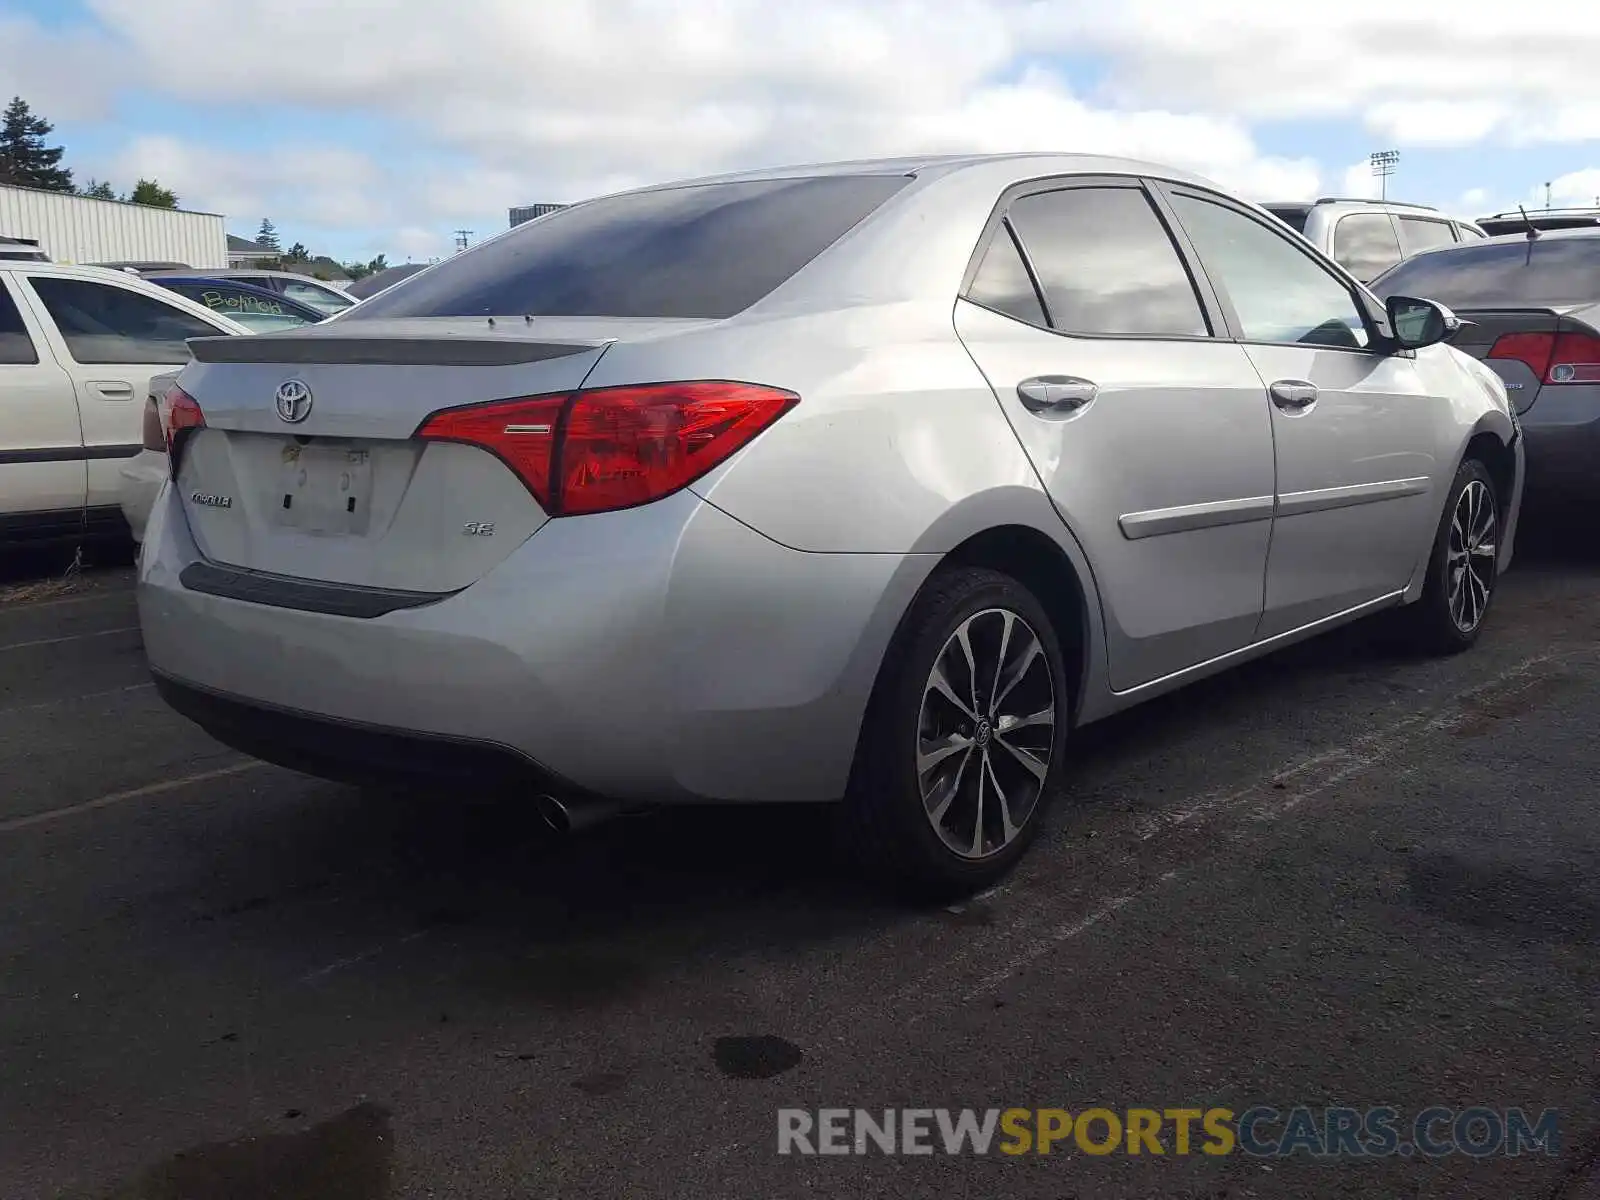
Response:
[27,277,223,365]
[347,174,913,321]
[0,280,40,364]
[1397,216,1458,254]
[1332,213,1404,281]
[165,283,318,330]
[1004,186,1209,338]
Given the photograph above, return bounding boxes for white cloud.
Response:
[1339,161,1380,201]
[1546,169,1600,207]
[17,1,1596,253]
[1046,0,1600,147]
[59,1,1323,251]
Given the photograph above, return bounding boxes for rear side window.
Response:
[1332,214,1404,281]
[166,284,318,331]
[1005,187,1208,338]
[0,282,39,364]
[282,280,352,313]
[964,223,1047,326]
[1262,205,1311,234]
[348,175,913,321]
[1397,216,1457,254]
[27,277,221,365]
[1369,236,1600,308]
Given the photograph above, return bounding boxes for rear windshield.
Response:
[1262,206,1310,234]
[1369,236,1600,307]
[347,175,912,321]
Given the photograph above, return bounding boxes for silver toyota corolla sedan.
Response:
[137,153,1523,896]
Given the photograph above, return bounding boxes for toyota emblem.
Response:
[274,379,313,423]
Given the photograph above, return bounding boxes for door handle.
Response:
[1269,380,1318,411]
[1017,376,1098,415]
[87,381,135,399]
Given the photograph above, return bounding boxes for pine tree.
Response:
[257,218,281,251]
[80,179,116,200]
[0,97,74,192]
[128,179,178,208]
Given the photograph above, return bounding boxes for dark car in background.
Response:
[1369,228,1600,500]
[145,276,326,331]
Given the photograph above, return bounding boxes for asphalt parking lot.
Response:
[1,525,1597,1200]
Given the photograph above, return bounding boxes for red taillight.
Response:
[165,385,205,468]
[1546,331,1600,384]
[415,394,567,509]
[416,381,799,516]
[1487,331,1600,385]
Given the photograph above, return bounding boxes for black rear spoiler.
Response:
[185,334,605,368]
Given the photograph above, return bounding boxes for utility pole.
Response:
[1544,183,1552,211]
[1369,150,1399,201]
[453,229,473,254]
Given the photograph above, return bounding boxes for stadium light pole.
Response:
[1370,150,1400,201]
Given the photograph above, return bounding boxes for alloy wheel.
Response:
[915,608,1056,860]
[1447,478,1497,634]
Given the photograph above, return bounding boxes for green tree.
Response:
[283,241,309,263]
[257,219,281,251]
[80,179,116,200]
[342,253,389,281]
[127,178,178,208]
[0,97,74,192]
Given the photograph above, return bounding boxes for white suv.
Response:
[0,262,248,549]
[1260,198,1488,284]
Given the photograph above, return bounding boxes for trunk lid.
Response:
[1449,309,1560,414]
[1449,307,1600,415]
[171,318,690,594]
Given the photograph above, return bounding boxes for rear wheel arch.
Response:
[936,524,1091,723]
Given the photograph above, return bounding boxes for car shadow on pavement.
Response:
[170,496,1600,973]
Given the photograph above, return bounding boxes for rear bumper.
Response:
[118,449,168,544]
[1519,387,1600,497]
[138,484,935,805]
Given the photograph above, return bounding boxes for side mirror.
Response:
[1386,295,1462,350]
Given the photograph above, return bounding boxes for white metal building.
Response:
[0,184,228,269]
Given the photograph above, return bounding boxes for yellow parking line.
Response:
[0,761,267,835]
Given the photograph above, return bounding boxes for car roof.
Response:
[145,267,347,288]
[587,152,1227,198]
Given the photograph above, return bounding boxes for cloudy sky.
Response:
[4,0,1598,264]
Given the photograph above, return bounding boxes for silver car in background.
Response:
[137,154,1522,897]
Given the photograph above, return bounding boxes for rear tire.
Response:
[1396,457,1501,655]
[840,566,1071,901]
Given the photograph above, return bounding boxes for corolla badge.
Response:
[274,378,313,423]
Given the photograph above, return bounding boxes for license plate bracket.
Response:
[274,441,372,536]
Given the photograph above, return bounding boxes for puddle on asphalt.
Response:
[104,1102,392,1200]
